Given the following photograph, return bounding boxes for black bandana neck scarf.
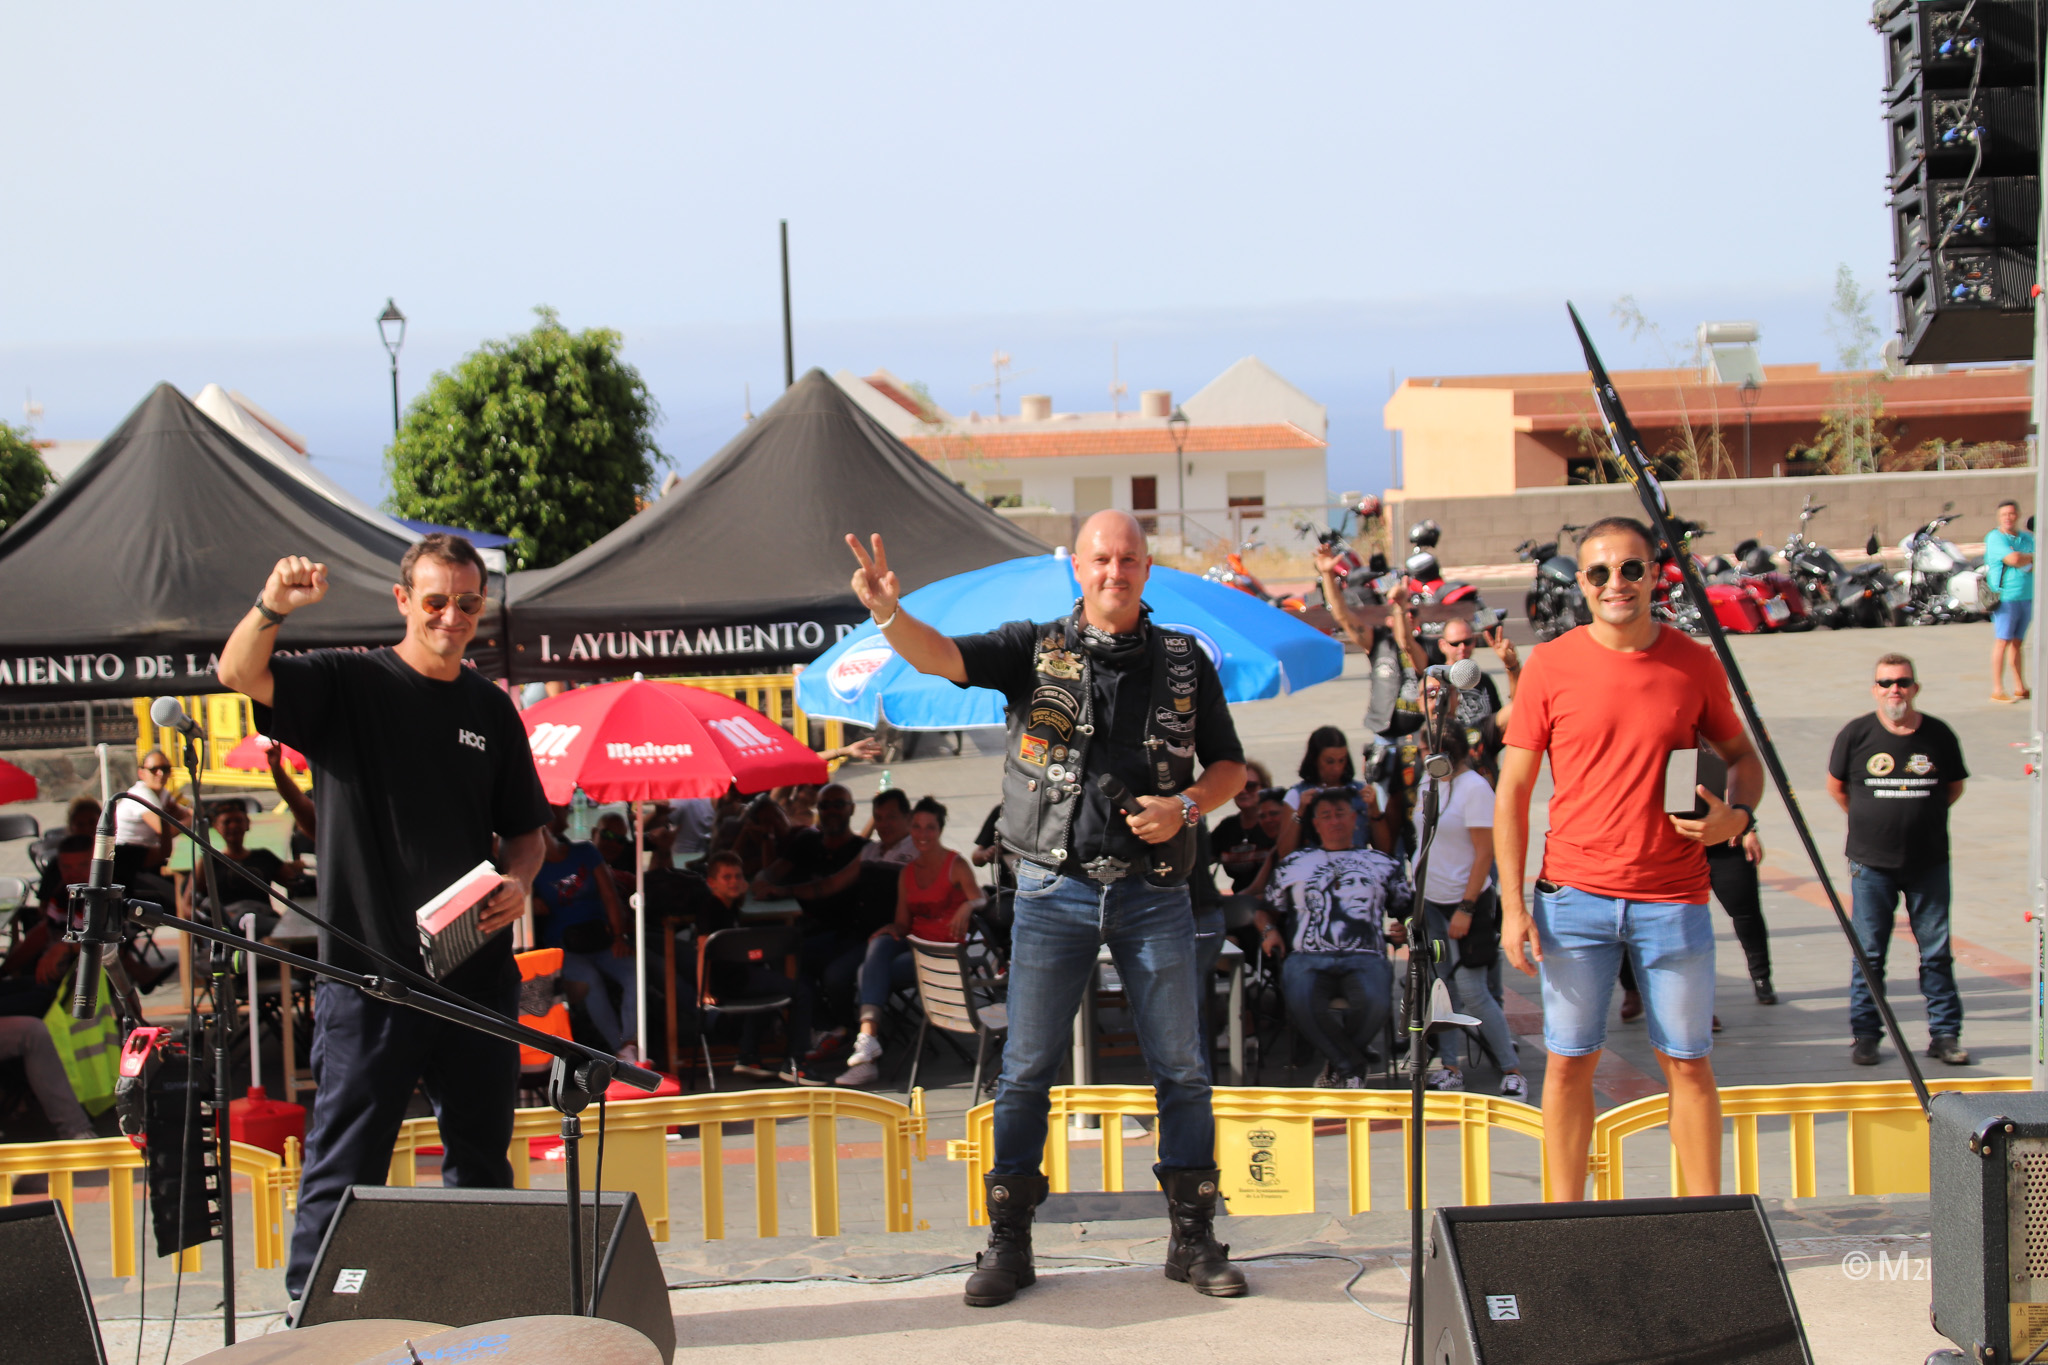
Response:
[1072,599,1150,668]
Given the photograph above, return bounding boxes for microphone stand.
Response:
[1403,681,1480,1365]
[77,798,657,1332]
[180,727,239,1347]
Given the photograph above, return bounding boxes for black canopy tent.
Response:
[0,383,504,704]
[504,368,1047,682]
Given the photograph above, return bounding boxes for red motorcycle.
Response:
[1402,520,1484,608]
[1653,520,1787,635]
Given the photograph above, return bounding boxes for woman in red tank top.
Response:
[835,797,983,1087]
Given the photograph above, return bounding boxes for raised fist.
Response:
[262,556,329,616]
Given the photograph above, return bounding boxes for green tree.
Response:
[386,307,663,570]
[1815,265,1888,474]
[0,423,53,536]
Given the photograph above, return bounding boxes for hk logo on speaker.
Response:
[1486,1294,1520,1321]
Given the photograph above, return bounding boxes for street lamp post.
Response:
[378,298,408,437]
[1739,378,1762,479]
[1168,405,1190,549]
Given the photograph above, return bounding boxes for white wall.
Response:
[953,448,1328,514]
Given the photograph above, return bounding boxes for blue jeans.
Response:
[1532,882,1716,1060]
[856,933,917,1011]
[1848,861,1962,1040]
[993,864,1213,1174]
[1423,902,1519,1074]
[1279,951,1393,1076]
[562,948,637,1050]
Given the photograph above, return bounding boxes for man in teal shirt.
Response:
[1986,498,2035,702]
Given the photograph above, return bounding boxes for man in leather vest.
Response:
[846,511,1250,1306]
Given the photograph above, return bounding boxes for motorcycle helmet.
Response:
[1353,493,1382,520]
[1367,552,1389,574]
[1404,549,1440,581]
[1408,519,1441,548]
[1740,544,1775,576]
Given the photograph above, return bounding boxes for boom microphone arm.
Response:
[1569,302,1932,1113]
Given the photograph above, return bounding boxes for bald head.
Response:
[1073,510,1150,631]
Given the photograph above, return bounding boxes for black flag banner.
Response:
[1568,303,1931,1112]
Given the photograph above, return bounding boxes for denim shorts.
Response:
[1993,597,2033,642]
[1532,882,1717,1060]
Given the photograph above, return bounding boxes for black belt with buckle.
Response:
[1081,855,1131,884]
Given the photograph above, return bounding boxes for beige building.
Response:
[835,357,1331,549]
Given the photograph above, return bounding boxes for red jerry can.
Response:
[228,1084,306,1157]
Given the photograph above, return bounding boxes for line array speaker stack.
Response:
[1878,0,2045,365]
[1417,1195,1811,1364]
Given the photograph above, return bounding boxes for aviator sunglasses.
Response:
[1582,559,1649,588]
[412,591,487,616]
[1874,676,1916,690]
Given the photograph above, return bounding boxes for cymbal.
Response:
[183,1319,449,1364]
[351,1316,664,1365]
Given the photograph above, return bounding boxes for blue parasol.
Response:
[795,549,1343,729]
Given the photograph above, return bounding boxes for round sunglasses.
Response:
[1583,559,1649,588]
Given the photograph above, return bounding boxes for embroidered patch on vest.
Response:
[1035,647,1083,680]
[1018,734,1050,766]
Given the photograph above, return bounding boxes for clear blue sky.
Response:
[1,2,1896,505]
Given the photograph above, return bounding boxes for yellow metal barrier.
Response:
[0,1137,292,1275]
[386,1087,927,1241]
[1589,1075,2030,1201]
[945,1085,1545,1225]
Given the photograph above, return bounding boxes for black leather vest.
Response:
[997,614,1200,886]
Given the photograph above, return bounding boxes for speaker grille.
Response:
[2008,1140,2048,1286]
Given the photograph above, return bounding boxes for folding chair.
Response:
[515,948,573,1103]
[904,934,1007,1097]
[696,926,799,1091]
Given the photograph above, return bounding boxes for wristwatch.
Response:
[1176,792,1201,827]
[1731,802,1757,836]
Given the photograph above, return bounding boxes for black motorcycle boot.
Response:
[963,1172,1048,1307]
[1160,1167,1248,1297]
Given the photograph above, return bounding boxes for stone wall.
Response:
[1,747,137,805]
[1385,467,2036,567]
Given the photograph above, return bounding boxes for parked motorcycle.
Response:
[1203,537,1306,611]
[1898,503,1990,625]
[1514,521,1589,642]
[1652,519,1782,635]
[1763,494,1899,629]
[1402,520,1484,610]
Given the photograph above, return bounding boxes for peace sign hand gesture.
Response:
[845,533,901,625]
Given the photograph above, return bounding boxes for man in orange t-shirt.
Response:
[1495,516,1763,1201]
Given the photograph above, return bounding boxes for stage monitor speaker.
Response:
[0,1200,106,1365]
[297,1186,674,1359]
[1930,1090,2048,1364]
[1417,1194,1810,1365]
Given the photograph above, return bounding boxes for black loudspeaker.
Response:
[1877,0,2046,365]
[297,1187,674,1360]
[0,1201,105,1365]
[1930,1090,2048,1364]
[1418,1195,1811,1365]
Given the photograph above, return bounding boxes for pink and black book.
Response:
[416,860,504,980]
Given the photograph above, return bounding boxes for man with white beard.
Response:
[1826,652,1971,1068]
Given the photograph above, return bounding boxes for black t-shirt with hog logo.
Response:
[1827,712,1969,872]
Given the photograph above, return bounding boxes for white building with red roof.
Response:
[834,357,1330,548]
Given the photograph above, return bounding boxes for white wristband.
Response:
[872,606,900,630]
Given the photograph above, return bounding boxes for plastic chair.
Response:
[696,926,799,1091]
[0,813,37,845]
[904,934,1008,1097]
[514,948,573,1097]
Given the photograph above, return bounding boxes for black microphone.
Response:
[150,695,202,740]
[66,802,122,1019]
[1095,772,1140,818]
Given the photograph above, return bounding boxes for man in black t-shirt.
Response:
[219,535,551,1303]
[1825,652,1970,1068]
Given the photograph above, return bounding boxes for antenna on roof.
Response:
[1110,343,1127,417]
[745,383,754,424]
[22,389,41,432]
[970,351,1031,417]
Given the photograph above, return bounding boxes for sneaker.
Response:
[846,1032,884,1067]
[805,1029,848,1063]
[835,1060,880,1087]
[1498,1072,1528,1099]
[1338,1071,1369,1089]
[1850,1037,1881,1067]
[1312,1062,1341,1088]
[780,1062,831,1087]
[1929,1035,1972,1066]
[732,1060,776,1079]
[1711,1015,1723,1034]
[1425,1068,1463,1092]
[1619,990,1643,1022]
[1752,976,1778,1006]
